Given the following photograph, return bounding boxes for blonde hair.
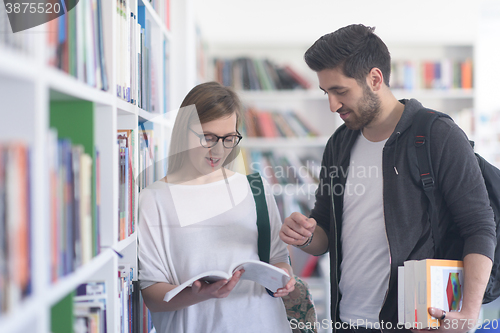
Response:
[167,82,243,174]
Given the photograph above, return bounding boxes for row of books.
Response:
[117,130,136,242]
[115,0,135,103]
[117,126,160,241]
[116,1,165,113]
[74,282,107,333]
[242,108,319,138]
[244,149,320,187]
[46,0,108,91]
[50,265,153,333]
[120,264,154,333]
[390,59,473,90]
[214,58,311,91]
[0,143,32,316]
[0,5,36,55]
[48,129,101,282]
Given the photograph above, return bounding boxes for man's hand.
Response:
[190,269,244,301]
[280,212,316,246]
[411,307,479,333]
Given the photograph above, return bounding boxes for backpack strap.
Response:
[411,108,452,253]
[247,173,271,264]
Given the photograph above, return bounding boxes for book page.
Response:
[232,260,290,293]
[398,266,405,325]
[163,270,230,302]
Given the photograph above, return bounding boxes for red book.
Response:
[165,0,171,30]
[301,255,319,277]
[256,111,279,138]
[283,65,311,89]
[423,62,435,89]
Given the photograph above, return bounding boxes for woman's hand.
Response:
[190,269,244,301]
[273,273,296,297]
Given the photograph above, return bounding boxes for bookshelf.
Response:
[0,0,196,332]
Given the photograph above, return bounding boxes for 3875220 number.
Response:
[5,2,62,14]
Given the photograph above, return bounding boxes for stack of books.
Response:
[398,259,463,329]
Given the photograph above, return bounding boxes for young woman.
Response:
[138,82,295,332]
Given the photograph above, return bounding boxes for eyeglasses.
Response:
[188,127,243,148]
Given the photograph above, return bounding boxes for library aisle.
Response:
[2,0,500,333]
[0,0,196,332]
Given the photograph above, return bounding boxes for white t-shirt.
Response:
[138,172,292,333]
[339,132,391,325]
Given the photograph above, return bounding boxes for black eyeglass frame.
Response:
[188,127,243,148]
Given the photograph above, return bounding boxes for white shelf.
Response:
[138,108,175,127]
[238,89,324,102]
[237,88,474,103]
[47,69,112,105]
[45,250,114,307]
[114,233,137,254]
[0,48,40,82]
[392,88,474,100]
[0,296,42,333]
[241,136,329,149]
[117,99,138,115]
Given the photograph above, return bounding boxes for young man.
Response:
[280,24,496,332]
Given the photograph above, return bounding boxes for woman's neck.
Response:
[163,168,235,185]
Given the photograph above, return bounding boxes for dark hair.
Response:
[168,81,243,174]
[304,24,391,86]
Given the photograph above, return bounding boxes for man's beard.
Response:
[342,85,381,130]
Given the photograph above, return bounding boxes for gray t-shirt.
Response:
[339,132,390,325]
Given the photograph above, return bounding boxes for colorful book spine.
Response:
[390,58,474,90]
[242,108,319,138]
[0,143,32,315]
[214,57,311,91]
[47,0,108,91]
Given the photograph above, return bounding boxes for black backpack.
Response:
[408,108,500,304]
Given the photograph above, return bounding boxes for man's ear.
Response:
[366,67,384,91]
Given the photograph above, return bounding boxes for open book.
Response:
[398,259,463,329]
[163,260,291,302]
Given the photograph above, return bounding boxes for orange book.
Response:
[461,59,473,89]
[7,144,30,299]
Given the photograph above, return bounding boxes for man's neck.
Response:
[362,92,404,142]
